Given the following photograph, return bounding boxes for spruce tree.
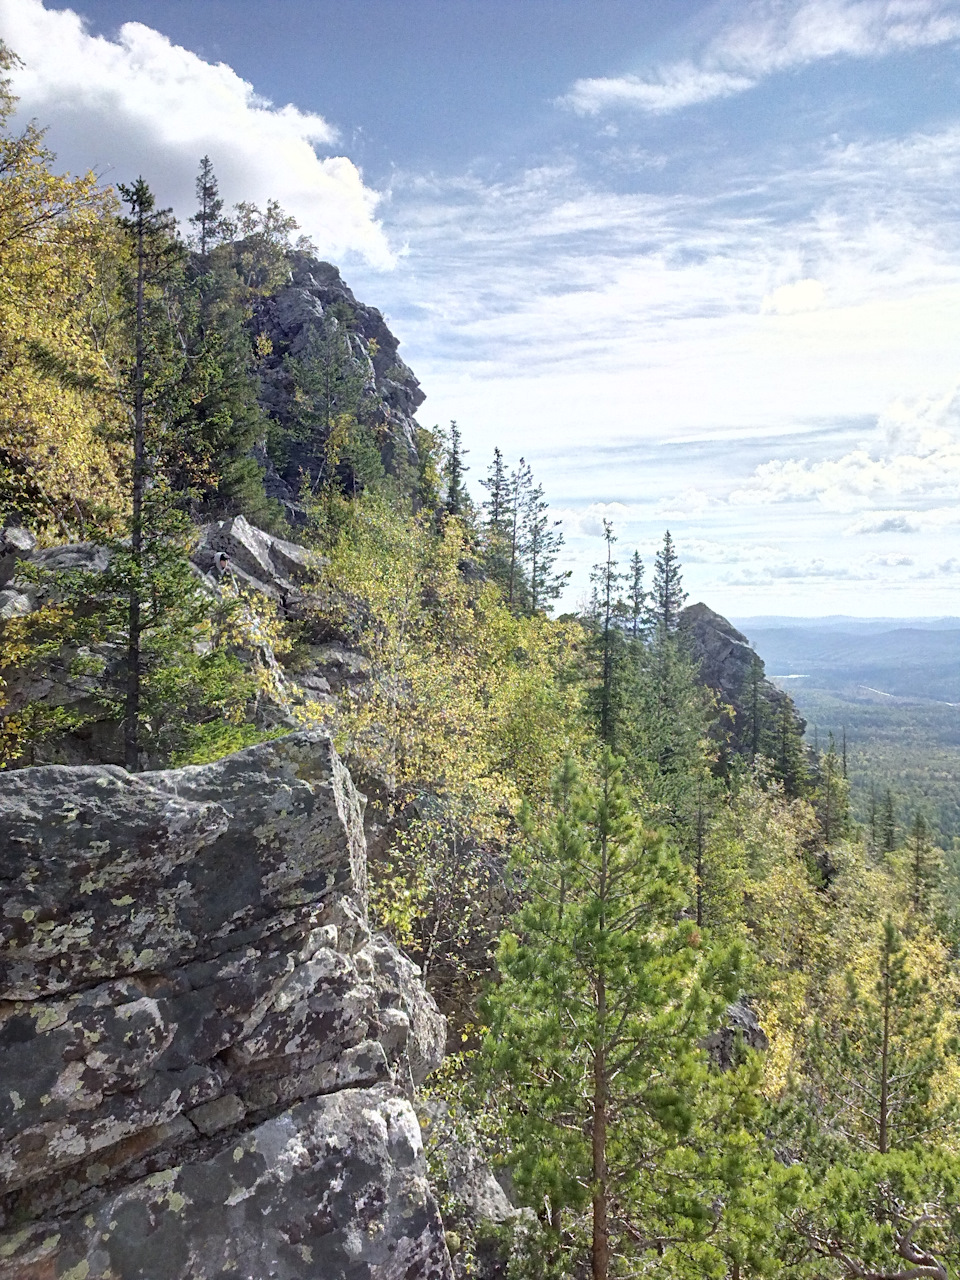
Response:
[506,457,532,609]
[881,787,898,853]
[587,520,627,748]
[442,419,470,518]
[626,549,646,640]
[189,155,225,260]
[524,480,568,614]
[646,530,687,635]
[479,447,512,591]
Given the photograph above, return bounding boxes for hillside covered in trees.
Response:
[2,40,960,1280]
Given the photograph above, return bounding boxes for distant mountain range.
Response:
[731,616,960,704]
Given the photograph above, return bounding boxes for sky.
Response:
[3,0,960,616]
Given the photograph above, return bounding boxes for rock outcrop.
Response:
[680,602,805,758]
[253,254,426,512]
[0,731,452,1279]
[0,516,371,766]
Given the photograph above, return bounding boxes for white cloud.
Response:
[761,278,826,315]
[654,488,716,518]
[867,552,915,565]
[564,66,753,115]
[0,0,393,266]
[730,387,960,510]
[563,0,960,115]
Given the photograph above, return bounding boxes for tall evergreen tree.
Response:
[189,155,225,260]
[484,752,743,1280]
[647,530,687,635]
[524,480,568,614]
[587,521,627,748]
[626,549,646,640]
[787,919,960,1278]
[442,419,470,518]
[506,457,532,609]
[881,787,898,853]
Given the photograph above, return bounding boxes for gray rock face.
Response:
[703,1001,770,1070]
[254,254,425,503]
[0,731,451,1280]
[679,602,805,758]
[191,514,315,601]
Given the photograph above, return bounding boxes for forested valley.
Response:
[2,40,960,1280]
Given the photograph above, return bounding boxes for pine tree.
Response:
[189,155,225,260]
[646,530,687,635]
[483,752,742,1280]
[789,918,960,1278]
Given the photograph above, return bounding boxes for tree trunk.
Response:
[124,205,146,772]
[592,980,609,1280]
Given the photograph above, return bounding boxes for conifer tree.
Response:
[484,752,742,1280]
[189,155,225,260]
[442,419,470,518]
[646,530,687,635]
[747,653,766,762]
[788,918,960,1278]
[479,446,512,590]
[524,480,568,614]
[774,697,806,797]
[906,811,938,914]
[626,549,646,640]
[587,521,627,748]
[814,734,850,849]
[506,457,532,609]
[881,787,898,853]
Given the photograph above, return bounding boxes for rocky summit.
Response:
[0,731,453,1280]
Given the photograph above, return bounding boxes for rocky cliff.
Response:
[680,602,805,759]
[0,731,454,1279]
[253,254,426,515]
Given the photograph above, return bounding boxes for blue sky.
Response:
[3,0,960,615]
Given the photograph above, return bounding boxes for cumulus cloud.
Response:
[563,0,960,115]
[653,488,716,519]
[761,278,826,315]
[867,552,915,565]
[730,387,960,510]
[845,512,921,533]
[0,0,393,266]
[553,502,638,538]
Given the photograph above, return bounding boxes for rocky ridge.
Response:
[253,254,426,516]
[679,602,806,756]
[0,731,453,1279]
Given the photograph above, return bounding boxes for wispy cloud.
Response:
[563,0,960,115]
[0,0,393,266]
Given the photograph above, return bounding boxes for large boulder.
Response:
[0,731,451,1280]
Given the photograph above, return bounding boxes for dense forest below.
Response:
[2,38,960,1280]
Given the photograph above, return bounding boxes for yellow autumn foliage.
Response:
[318,497,586,840]
[0,42,126,537]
